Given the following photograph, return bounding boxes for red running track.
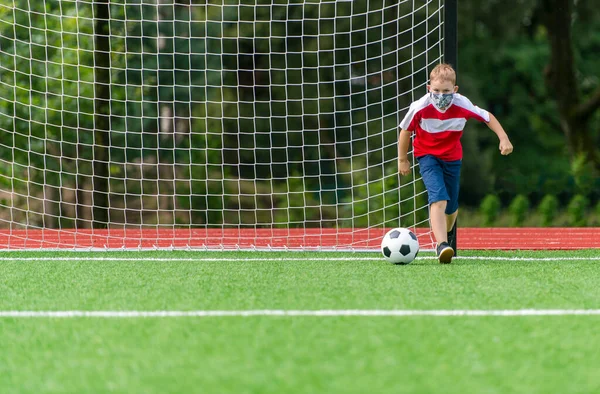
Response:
[0,228,598,250]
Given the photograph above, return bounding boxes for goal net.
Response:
[0,0,446,250]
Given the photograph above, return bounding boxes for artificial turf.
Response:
[0,250,599,393]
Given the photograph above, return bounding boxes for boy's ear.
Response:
[453,85,459,93]
[426,84,431,92]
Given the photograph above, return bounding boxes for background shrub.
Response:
[567,194,589,226]
[508,194,530,226]
[480,194,501,226]
[537,195,559,226]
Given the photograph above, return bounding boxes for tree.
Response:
[540,0,600,171]
[457,0,600,202]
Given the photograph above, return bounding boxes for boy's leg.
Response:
[430,201,448,244]
[442,159,462,257]
[417,155,454,263]
[429,200,454,264]
[430,201,454,263]
[446,210,458,255]
[418,156,448,245]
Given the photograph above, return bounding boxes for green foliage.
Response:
[593,200,600,226]
[459,0,600,200]
[567,194,589,226]
[571,153,597,197]
[341,166,428,229]
[537,195,559,227]
[508,194,530,227]
[2,0,600,228]
[480,194,502,226]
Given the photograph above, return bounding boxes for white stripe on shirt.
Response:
[399,93,490,132]
[420,117,467,133]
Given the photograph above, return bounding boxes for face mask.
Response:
[430,92,454,110]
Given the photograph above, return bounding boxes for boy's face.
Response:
[428,78,458,110]
[427,78,458,94]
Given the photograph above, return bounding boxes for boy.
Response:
[398,63,513,263]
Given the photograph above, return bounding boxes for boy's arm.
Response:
[398,129,412,175]
[486,113,513,155]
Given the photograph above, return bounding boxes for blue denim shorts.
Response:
[416,155,461,214]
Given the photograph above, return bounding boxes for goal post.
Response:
[444,0,458,253]
[0,0,454,251]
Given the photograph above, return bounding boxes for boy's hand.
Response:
[398,158,411,176]
[499,138,513,155]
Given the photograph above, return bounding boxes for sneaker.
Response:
[437,241,454,264]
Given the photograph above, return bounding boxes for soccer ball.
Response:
[380,228,419,264]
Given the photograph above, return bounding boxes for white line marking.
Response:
[0,256,598,262]
[1,310,600,318]
[457,256,600,261]
[3,257,376,262]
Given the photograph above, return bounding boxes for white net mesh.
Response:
[0,0,444,250]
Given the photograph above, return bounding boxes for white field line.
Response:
[0,256,598,262]
[1,309,600,318]
[6,257,375,262]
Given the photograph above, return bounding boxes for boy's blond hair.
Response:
[429,63,456,84]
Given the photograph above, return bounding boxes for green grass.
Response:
[1,250,600,393]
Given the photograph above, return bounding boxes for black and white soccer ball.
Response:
[380,228,419,264]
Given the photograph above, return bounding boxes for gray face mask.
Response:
[430,92,454,110]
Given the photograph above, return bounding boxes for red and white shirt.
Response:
[399,93,490,161]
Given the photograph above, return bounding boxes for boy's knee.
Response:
[431,200,447,210]
[446,208,458,216]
